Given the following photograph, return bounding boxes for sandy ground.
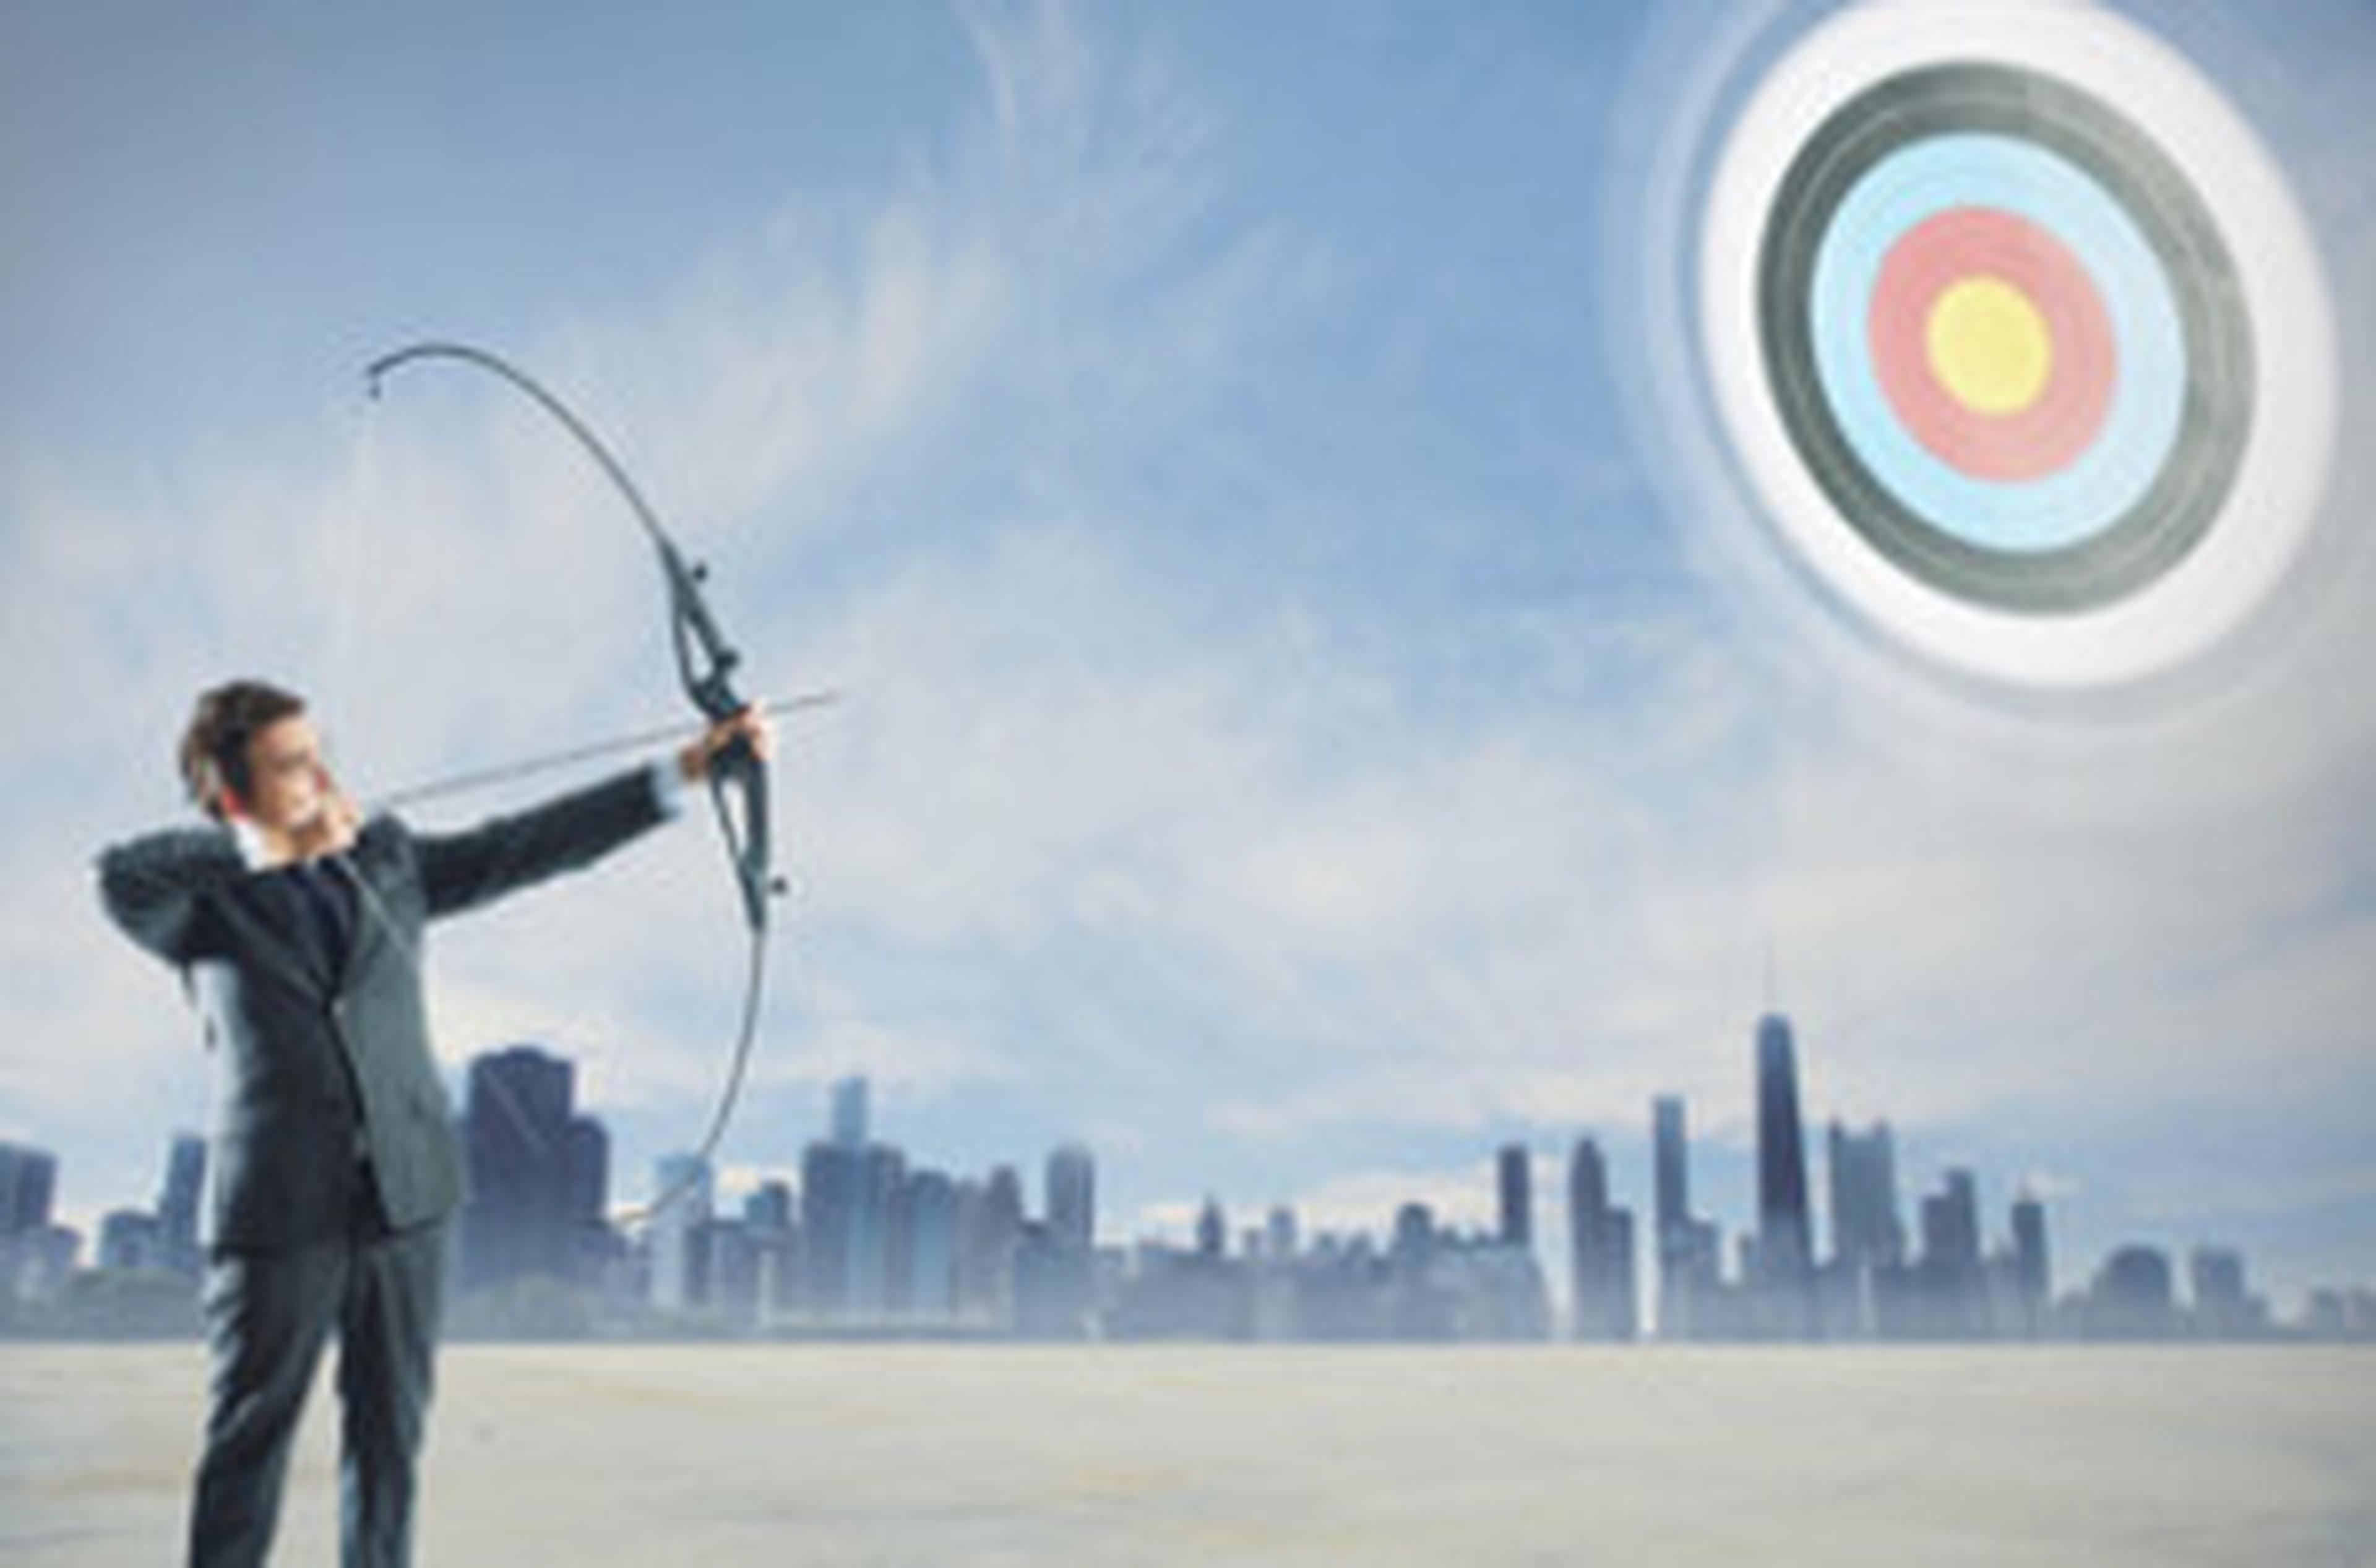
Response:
[2,1342,2373,1566]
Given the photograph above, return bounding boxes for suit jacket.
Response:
[97,767,668,1251]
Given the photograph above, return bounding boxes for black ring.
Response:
[1755,62,2252,616]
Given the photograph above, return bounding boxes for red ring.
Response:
[1868,207,2116,481]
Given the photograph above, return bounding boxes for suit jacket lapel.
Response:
[331,836,397,993]
[222,880,333,1002]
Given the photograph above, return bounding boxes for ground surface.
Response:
[3,1343,2372,1565]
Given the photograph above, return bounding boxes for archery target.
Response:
[1700,0,2335,688]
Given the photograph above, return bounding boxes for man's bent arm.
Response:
[95,828,244,967]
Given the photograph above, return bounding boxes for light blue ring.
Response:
[1809,134,2187,554]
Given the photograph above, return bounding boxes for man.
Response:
[96,678,769,1568]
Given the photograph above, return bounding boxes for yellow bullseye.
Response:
[1926,275,2053,415]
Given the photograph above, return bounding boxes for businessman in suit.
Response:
[97,678,769,1568]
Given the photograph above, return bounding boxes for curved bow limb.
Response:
[366,340,783,1223]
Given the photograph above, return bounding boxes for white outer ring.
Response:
[1700,0,2336,689]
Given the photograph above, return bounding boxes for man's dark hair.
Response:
[180,679,307,819]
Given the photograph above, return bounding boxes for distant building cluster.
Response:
[1104,1179,1554,1343]
[621,1076,1102,1338]
[1,1012,2365,1344]
[1646,1015,2086,1342]
[2,1134,205,1335]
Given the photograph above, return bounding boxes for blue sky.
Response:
[4,0,2374,1314]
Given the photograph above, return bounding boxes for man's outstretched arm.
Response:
[411,765,672,920]
[413,703,770,920]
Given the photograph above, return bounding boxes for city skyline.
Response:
[5,4,2375,1320]
[7,1005,2358,1339]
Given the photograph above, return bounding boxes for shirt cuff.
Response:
[650,758,689,819]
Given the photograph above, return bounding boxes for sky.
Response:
[3,0,2374,1315]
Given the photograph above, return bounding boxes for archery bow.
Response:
[364,341,781,1221]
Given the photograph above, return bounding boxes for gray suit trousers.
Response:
[190,1173,444,1568]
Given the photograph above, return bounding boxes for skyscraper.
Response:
[1650,1096,1721,1339]
[1827,1120,1905,1272]
[831,1076,869,1150]
[1652,1096,1690,1247]
[1047,1144,1096,1255]
[951,1177,993,1325]
[564,1118,609,1223]
[2088,1245,2177,1338]
[0,1142,58,1236]
[859,1142,906,1315]
[1754,1015,1815,1337]
[1916,1168,1986,1337]
[1196,1195,1228,1259]
[1755,1015,1814,1283]
[460,1046,596,1292]
[2189,1246,2268,1338]
[98,1208,165,1272]
[801,1135,863,1315]
[901,1170,958,1320]
[978,1165,1026,1327]
[648,1152,714,1313]
[1265,1205,1300,1262]
[1920,1170,1982,1276]
[798,1075,915,1319]
[2010,1193,2051,1308]
[1020,1151,1096,1339]
[1497,1144,1533,1250]
[157,1132,207,1278]
[1567,1137,1637,1341]
[0,1142,69,1302]
[1390,1203,1436,1272]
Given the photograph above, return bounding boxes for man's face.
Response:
[233,715,329,832]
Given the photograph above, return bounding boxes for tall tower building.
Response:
[157,1132,207,1278]
[2010,1192,2051,1304]
[1567,1137,1637,1341]
[1391,1202,1437,1273]
[1195,1195,1228,1259]
[1920,1169,1982,1275]
[461,1046,588,1291]
[1265,1205,1300,1262]
[1027,1148,1096,1338]
[1827,1120,1905,1271]
[1755,1014,1814,1284]
[0,1143,67,1303]
[0,1142,59,1236]
[1046,1144,1096,1254]
[798,1077,920,1319]
[648,1152,714,1313]
[2187,1246,2267,1338]
[801,1075,903,1320]
[1917,1168,1986,1337]
[1649,1096,1723,1340]
[1652,1097,1690,1247]
[831,1076,870,1150]
[801,1135,863,1315]
[1497,1144,1533,1250]
[564,1118,609,1229]
[2007,1192,2052,1338]
[857,1142,906,1316]
[978,1165,1026,1327]
[901,1170,958,1320]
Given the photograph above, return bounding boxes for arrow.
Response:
[371,691,839,813]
